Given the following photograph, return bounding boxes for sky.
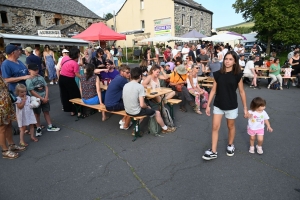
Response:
[77,0,245,29]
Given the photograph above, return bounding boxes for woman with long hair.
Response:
[79,64,107,120]
[142,65,175,103]
[187,64,208,114]
[289,51,300,86]
[144,47,152,65]
[202,51,248,161]
[58,47,81,116]
[268,57,283,90]
[43,45,57,84]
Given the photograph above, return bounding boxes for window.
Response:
[0,11,8,23]
[54,18,60,25]
[35,16,41,26]
[181,14,185,26]
[201,12,203,15]
[200,18,203,29]
[141,20,145,29]
[182,7,185,11]
[140,0,144,9]
[190,16,193,27]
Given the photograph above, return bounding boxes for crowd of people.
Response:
[1,40,299,160]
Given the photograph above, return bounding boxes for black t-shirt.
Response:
[254,60,263,67]
[213,70,243,110]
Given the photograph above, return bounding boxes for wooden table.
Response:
[145,87,172,99]
[255,67,269,71]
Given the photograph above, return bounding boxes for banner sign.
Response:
[154,18,172,37]
[38,30,61,37]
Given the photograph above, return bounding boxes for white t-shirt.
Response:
[222,48,228,56]
[196,44,201,50]
[122,81,145,115]
[243,60,254,74]
[248,110,269,130]
[217,52,223,63]
[239,47,245,54]
[155,47,159,55]
[181,47,189,60]
[172,49,178,58]
[239,59,245,67]
[234,47,239,53]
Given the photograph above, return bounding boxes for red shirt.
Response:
[164,50,171,60]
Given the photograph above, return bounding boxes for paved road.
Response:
[1,75,300,200]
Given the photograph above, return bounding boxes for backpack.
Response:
[161,106,175,127]
[148,116,161,136]
[270,81,280,90]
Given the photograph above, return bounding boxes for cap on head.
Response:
[5,44,18,54]
[25,47,33,53]
[28,63,39,70]
[62,49,69,53]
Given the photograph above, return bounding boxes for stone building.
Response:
[0,0,103,36]
[174,0,212,37]
[107,0,213,47]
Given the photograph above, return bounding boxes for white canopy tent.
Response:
[202,34,244,42]
[141,35,198,43]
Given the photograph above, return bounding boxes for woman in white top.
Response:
[142,65,175,104]
[216,47,223,63]
[187,64,208,114]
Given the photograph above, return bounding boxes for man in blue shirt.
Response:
[100,60,119,81]
[1,44,31,94]
[25,47,43,76]
[104,65,131,130]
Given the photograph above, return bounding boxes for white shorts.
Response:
[213,106,238,119]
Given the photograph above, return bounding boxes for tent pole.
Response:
[126,41,128,64]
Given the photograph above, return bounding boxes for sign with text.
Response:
[38,30,61,37]
[154,18,172,37]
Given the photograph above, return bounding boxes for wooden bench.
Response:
[200,83,213,88]
[166,99,182,119]
[69,98,146,141]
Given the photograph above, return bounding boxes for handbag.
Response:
[175,72,185,92]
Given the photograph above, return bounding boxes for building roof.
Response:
[0,0,101,19]
[174,0,213,14]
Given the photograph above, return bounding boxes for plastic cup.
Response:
[147,86,151,94]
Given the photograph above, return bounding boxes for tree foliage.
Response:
[219,26,252,34]
[104,13,114,21]
[233,0,300,54]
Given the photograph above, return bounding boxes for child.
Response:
[202,51,249,161]
[281,64,293,86]
[15,84,38,146]
[26,64,60,137]
[247,97,273,154]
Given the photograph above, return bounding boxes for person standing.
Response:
[43,45,57,84]
[25,47,43,76]
[202,51,248,161]
[188,44,196,63]
[58,47,81,116]
[1,44,31,95]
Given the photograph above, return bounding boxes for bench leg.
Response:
[132,119,142,142]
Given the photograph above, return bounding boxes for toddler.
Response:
[247,97,273,154]
[15,84,38,146]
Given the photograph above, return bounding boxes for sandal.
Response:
[31,138,39,142]
[70,112,76,116]
[8,144,26,152]
[2,150,19,159]
[195,110,203,115]
[24,130,30,135]
[19,142,29,147]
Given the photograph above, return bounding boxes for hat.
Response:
[176,65,187,75]
[62,49,69,53]
[25,47,33,53]
[106,60,113,65]
[160,62,166,66]
[28,63,39,70]
[5,44,18,54]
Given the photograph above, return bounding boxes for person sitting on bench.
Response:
[122,67,176,134]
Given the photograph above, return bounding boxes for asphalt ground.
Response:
[1,71,300,200]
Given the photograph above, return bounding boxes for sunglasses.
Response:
[123,71,130,74]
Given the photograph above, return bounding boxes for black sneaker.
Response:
[202,149,218,160]
[254,86,261,89]
[226,144,235,156]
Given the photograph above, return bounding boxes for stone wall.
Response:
[174,4,212,37]
[0,6,102,35]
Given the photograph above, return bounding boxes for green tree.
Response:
[233,0,300,54]
[104,13,114,21]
